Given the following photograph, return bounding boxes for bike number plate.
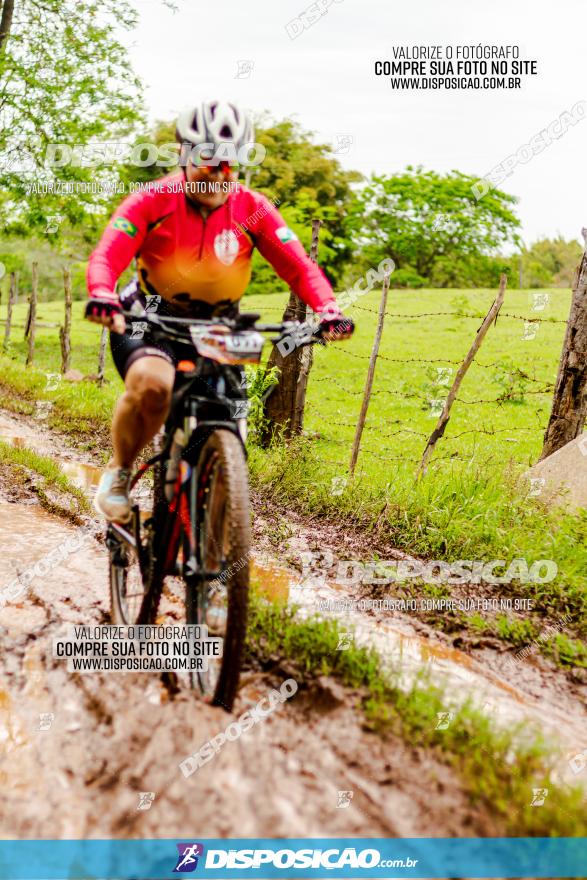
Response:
[189,327,265,365]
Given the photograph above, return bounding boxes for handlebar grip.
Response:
[85,299,122,320]
[315,315,355,339]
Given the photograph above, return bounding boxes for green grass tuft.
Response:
[0,439,92,519]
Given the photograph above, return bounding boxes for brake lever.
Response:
[123,309,190,345]
[269,320,322,350]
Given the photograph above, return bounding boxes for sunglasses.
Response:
[191,158,238,175]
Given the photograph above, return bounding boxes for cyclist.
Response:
[86,99,354,523]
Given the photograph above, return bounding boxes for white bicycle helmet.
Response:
[176,100,253,152]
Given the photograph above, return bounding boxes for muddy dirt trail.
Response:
[0,408,584,838]
[0,500,488,840]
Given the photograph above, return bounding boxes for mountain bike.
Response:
[105,310,317,711]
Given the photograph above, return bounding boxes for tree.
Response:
[515,238,583,288]
[350,167,521,287]
[0,0,145,236]
[249,118,361,288]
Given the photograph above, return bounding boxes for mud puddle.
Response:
[2,402,585,764]
[253,557,587,785]
[0,411,102,493]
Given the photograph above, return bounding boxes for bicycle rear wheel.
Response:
[188,428,250,711]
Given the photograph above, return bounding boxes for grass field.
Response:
[1,287,586,649]
[291,285,566,479]
[0,285,569,474]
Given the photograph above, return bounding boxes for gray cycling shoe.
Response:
[94,463,132,523]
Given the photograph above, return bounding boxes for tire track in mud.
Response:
[0,408,583,838]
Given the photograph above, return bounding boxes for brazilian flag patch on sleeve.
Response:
[113,216,138,237]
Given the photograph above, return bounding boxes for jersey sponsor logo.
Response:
[113,216,138,237]
[213,229,239,266]
[275,225,298,244]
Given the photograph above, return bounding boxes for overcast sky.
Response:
[129,0,586,245]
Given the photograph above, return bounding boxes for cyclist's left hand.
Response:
[316,305,355,342]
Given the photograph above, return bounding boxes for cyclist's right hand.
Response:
[85,290,125,334]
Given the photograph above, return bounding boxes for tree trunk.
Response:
[540,242,587,460]
[261,219,322,444]
[0,0,15,53]
[26,262,38,366]
[60,266,72,373]
[260,292,308,444]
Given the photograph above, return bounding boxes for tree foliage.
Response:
[0,0,144,237]
[514,237,583,288]
[247,118,361,291]
[349,167,521,288]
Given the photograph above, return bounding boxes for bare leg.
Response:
[111,356,175,468]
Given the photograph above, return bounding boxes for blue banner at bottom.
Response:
[0,837,584,879]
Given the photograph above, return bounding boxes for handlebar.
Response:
[122,308,321,346]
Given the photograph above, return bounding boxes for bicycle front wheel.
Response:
[108,462,162,625]
[189,428,250,711]
[109,536,147,625]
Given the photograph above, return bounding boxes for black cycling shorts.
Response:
[110,279,240,379]
[110,329,198,380]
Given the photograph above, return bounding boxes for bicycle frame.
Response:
[107,309,319,603]
[108,360,245,588]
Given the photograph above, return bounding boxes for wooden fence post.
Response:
[295,217,321,420]
[309,217,321,263]
[349,272,390,475]
[261,218,322,444]
[3,272,16,348]
[540,236,587,459]
[419,273,507,475]
[98,326,108,384]
[25,262,38,366]
[60,266,72,373]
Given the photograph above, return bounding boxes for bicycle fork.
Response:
[163,401,199,580]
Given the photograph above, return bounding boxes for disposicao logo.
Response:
[173,842,205,873]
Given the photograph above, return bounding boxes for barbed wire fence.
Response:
[296,306,563,470]
[0,220,585,477]
[2,262,109,384]
[259,222,587,478]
